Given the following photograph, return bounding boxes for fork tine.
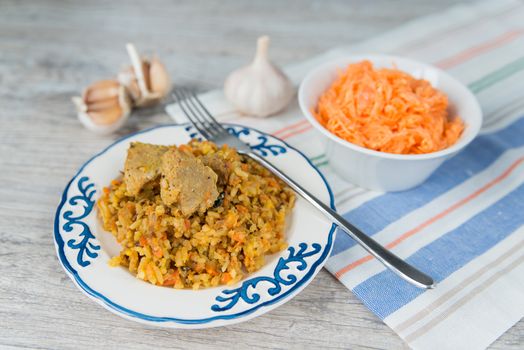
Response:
[180,89,227,138]
[186,90,230,135]
[178,89,221,138]
[173,90,212,140]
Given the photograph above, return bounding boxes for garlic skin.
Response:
[72,79,131,135]
[224,36,294,118]
[118,43,172,107]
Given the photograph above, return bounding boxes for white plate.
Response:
[54,124,335,328]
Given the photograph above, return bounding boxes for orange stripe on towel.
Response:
[272,119,310,136]
[436,30,524,69]
[279,124,313,140]
[335,157,524,279]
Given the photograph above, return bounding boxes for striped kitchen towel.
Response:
[167,0,524,348]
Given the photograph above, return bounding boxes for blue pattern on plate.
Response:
[184,125,203,140]
[212,243,322,312]
[185,125,287,156]
[250,135,287,156]
[62,176,100,267]
[226,126,250,138]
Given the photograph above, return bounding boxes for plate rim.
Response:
[53,123,336,326]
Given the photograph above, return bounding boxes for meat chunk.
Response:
[160,148,219,216]
[123,142,168,196]
[201,154,229,187]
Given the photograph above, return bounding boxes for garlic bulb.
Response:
[224,36,294,118]
[72,79,131,134]
[118,43,172,107]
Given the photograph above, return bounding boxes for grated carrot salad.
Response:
[314,61,464,154]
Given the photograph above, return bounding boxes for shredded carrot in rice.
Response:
[314,60,464,154]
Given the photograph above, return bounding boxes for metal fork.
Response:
[173,88,435,289]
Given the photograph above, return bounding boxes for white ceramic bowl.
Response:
[298,54,482,192]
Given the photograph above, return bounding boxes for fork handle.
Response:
[248,151,435,289]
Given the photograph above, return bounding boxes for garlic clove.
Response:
[224,35,294,118]
[88,104,123,125]
[118,67,142,102]
[73,80,131,134]
[87,96,120,112]
[141,60,152,92]
[83,79,121,103]
[149,57,171,96]
[118,43,172,108]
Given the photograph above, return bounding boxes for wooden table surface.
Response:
[1,1,522,349]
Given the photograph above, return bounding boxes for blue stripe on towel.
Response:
[351,183,524,319]
[331,117,524,256]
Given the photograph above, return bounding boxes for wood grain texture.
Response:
[0,0,522,349]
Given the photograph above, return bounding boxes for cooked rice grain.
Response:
[98,141,295,289]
